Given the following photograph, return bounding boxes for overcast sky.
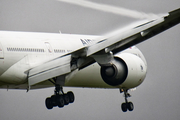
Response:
[0,0,180,120]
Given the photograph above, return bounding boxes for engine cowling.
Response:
[100,53,147,89]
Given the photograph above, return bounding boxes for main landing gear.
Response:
[120,89,134,112]
[45,85,75,109]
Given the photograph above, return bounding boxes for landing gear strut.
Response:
[120,89,134,112]
[45,84,75,109]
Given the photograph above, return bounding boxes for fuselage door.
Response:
[45,42,53,53]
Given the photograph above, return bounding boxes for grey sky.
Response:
[0,0,180,120]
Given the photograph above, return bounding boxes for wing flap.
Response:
[28,55,71,86]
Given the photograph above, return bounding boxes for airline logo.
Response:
[80,39,94,46]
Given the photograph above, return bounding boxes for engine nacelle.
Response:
[100,53,147,89]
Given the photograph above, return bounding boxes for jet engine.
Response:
[100,53,147,89]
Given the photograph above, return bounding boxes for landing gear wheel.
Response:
[127,102,134,111]
[45,79,75,110]
[121,103,127,112]
[120,89,134,112]
[67,91,75,103]
[45,97,53,109]
[57,95,64,108]
[51,95,58,107]
[63,94,70,105]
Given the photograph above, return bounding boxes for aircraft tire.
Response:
[127,102,134,111]
[121,103,127,112]
[57,95,64,108]
[45,97,53,109]
[51,95,58,107]
[67,91,75,103]
[63,94,70,105]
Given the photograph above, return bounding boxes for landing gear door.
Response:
[0,42,4,59]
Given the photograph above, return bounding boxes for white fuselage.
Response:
[0,31,147,89]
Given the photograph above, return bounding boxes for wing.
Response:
[28,8,180,87]
[87,8,180,56]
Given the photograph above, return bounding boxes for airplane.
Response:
[0,8,179,112]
